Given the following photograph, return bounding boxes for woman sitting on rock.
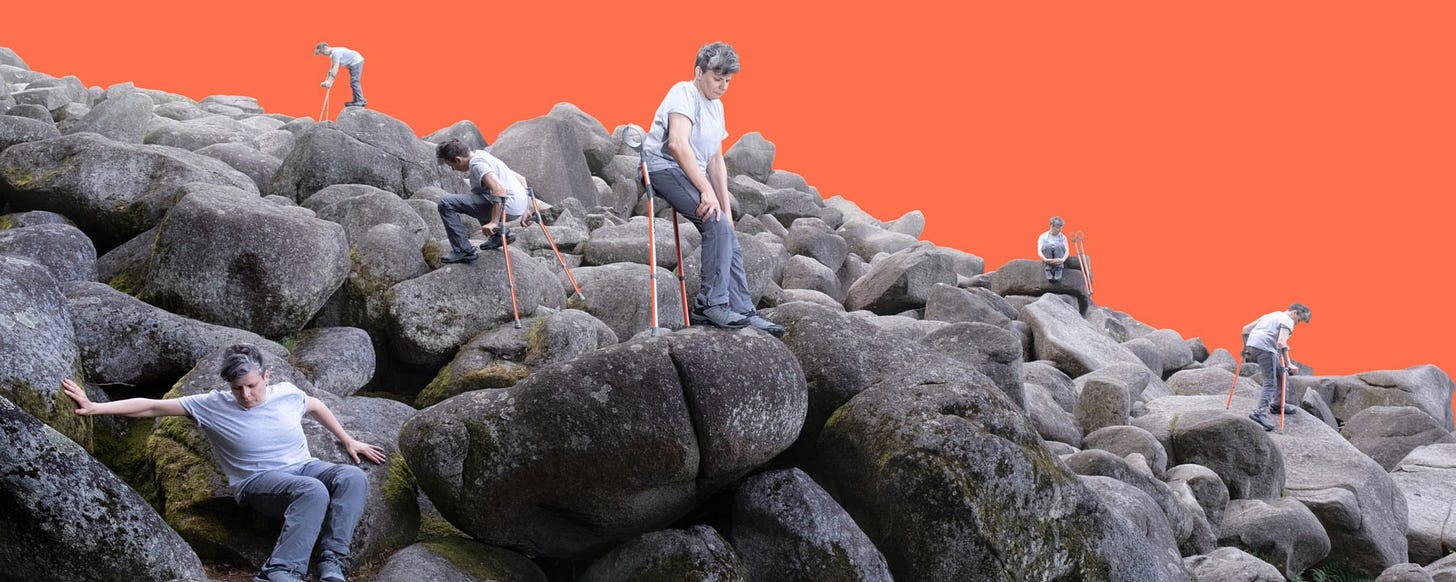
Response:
[61,344,386,582]
[1037,215,1069,282]
[640,41,784,338]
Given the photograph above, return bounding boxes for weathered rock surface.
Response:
[373,540,547,582]
[386,248,565,366]
[1218,497,1331,579]
[0,133,258,248]
[581,525,747,582]
[1342,406,1456,471]
[65,281,283,389]
[0,257,86,442]
[1391,444,1456,565]
[1022,294,1144,378]
[813,375,1168,581]
[0,395,206,582]
[288,327,375,397]
[400,329,805,558]
[269,108,463,201]
[730,468,892,582]
[0,222,96,283]
[1182,547,1284,582]
[1290,366,1455,430]
[139,184,349,338]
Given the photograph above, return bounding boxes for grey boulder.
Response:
[0,256,86,443]
[1218,497,1331,579]
[730,468,892,582]
[1078,475,1192,581]
[1342,405,1456,471]
[582,215,702,269]
[1182,547,1284,582]
[373,540,547,582]
[990,258,1090,313]
[1290,366,1455,430]
[194,142,282,194]
[1135,397,1286,500]
[1021,294,1145,378]
[288,327,375,397]
[0,395,206,582]
[724,132,774,182]
[0,222,96,283]
[385,248,564,366]
[581,525,747,582]
[490,115,598,207]
[0,112,61,151]
[399,329,805,558]
[139,184,349,337]
[67,92,154,143]
[1390,444,1456,565]
[920,321,1025,408]
[0,133,258,248]
[843,246,955,314]
[270,107,464,202]
[813,377,1171,581]
[567,263,686,341]
[65,281,284,389]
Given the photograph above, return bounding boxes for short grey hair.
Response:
[1288,302,1311,323]
[220,344,266,384]
[1049,216,1065,228]
[696,42,740,75]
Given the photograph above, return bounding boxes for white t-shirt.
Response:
[1038,231,1068,259]
[1245,311,1295,353]
[178,382,315,492]
[468,150,528,218]
[643,81,727,173]
[329,47,365,68]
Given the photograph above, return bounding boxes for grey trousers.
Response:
[1041,245,1066,281]
[438,192,520,254]
[345,62,364,103]
[1249,347,1285,419]
[235,460,368,577]
[649,167,752,312]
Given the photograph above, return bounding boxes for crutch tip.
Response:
[513,321,523,329]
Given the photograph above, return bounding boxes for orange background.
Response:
[7,1,1453,380]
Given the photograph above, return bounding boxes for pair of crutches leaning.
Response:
[493,125,689,337]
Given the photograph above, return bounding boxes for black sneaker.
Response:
[441,249,478,264]
[1269,404,1299,415]
[1248,413,1277,432]
[479,229,517,250]
[344,100,367,108]
[689,305,750,329]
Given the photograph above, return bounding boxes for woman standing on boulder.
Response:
[640,41,784,337]
[61,344,385,582]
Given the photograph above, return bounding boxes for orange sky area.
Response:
[6,1,1454,385]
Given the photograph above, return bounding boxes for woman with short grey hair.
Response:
[640,41,783,337]
[1037,216,1069,282]
[62,344,385,582]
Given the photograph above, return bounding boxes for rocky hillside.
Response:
[2,46,1455,582]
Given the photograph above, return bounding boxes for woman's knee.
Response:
[338,465,368,489]
[704,215,735,239]
[293,479,329,503]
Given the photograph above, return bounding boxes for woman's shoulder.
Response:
[269,382,306,396]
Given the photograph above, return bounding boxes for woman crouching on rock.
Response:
[640,41,785,337]
[62,343,385,582]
